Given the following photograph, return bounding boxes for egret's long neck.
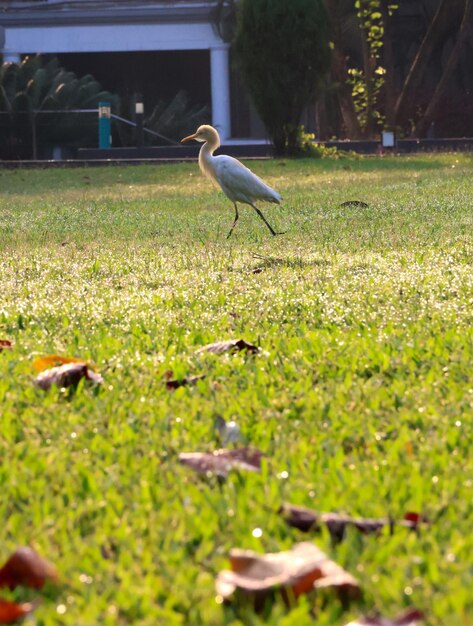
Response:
[198,133,220,180]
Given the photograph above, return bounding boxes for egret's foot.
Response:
[272,231,287,236]
[250,204,285,237]
[226,223,238,239]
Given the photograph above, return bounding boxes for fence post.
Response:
[135,97,144,148]
[31,112,37,160]
[98,101,111,149]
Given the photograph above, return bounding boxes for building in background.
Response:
[0,0,267,141]
[1,0,471,149]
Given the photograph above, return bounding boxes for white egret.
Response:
[181,125,284,238]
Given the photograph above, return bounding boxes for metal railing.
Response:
[0,105,179,159]
[110,112,177,145]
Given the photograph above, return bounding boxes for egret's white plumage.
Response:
[181,125,283,237]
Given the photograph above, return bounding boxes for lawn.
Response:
[0,153,472,626]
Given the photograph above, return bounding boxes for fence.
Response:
[0,104,178,160]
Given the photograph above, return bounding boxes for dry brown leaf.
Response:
[35,362,103,391]
[196,339,259,355]
[279,504,320,532]
[402,512,425,526]
[0,547,57,590]
[279,504,425,542]
[32,354,87,372]
[0,599,35,624]
[165,374,206,390]
[216,543,360,608]
[344,608,424,626]
[340,200,369,208]
[179,448,262,476]
[0,340,13,352]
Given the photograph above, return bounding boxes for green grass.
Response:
[0,153,472,625]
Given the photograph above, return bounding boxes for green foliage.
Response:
[234,0,331,156]
[347,65,386,131]
[348,0,398,135]
[351,0,385,134]
[284,125,355,159]
[0,55,119,158]
[145,91,209,144]
[0,155,472,624]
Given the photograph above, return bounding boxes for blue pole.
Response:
[98,101,111,149]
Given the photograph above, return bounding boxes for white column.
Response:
[210,44,231,141]
[3,52,21,64]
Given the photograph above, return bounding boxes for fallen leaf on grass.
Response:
[164,372,206,390]
[403,512,425,526]
[0,340,13,352]
[179,448,262,476]
[196,339,259,355]
[0,599,35,624]
[340,200,369,208]
[345,608,424,626]
[216,542,360,608]
[279,504,425,541]
[0,547,58,590]
[32,354,88,372]
[35,362,103,391]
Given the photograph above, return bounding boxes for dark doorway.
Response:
[56,50,211,117]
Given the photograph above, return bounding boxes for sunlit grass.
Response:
[0,153,472,625]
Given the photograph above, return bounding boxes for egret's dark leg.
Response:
[226,203,239,239]
[250,203,285,236]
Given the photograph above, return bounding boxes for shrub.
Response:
[0,55,118,159]
[233,0,331,156]
[145,91,209,144]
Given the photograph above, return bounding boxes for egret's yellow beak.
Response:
[181,133,197,143]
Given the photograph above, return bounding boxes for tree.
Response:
[324,0,395,138]
[115,91,209,148]
[391,0,466,130]
[0,55,118,159]
[324,0,362,138]
[145,91,209,144]
[324,0,472,138]
[412,0,472,136]
[233,0,331,155]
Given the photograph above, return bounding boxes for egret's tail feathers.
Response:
[264,186,282,204]
[272,191,282,204]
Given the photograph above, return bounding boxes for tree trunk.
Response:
[323,0,362,138]
[380,0,397,127]
[271,127,287,156]
[357,6,376,139]
[31,114,37,160]
[330,47,362,138]
[393,0,464,127]
[315,95,328,140]
[286,124,301,155]
[413,0,472,137]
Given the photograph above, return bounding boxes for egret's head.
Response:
[181,125,219,144]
